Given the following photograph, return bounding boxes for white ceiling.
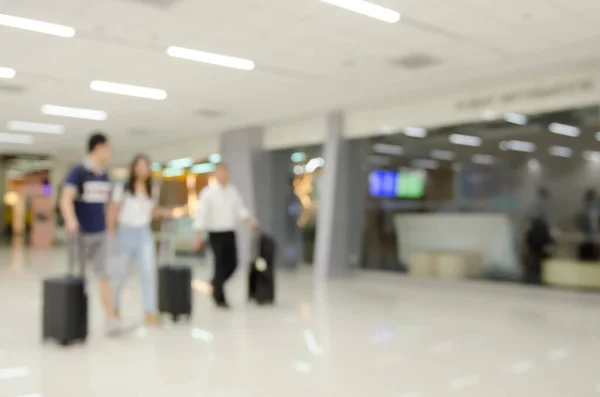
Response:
[0,0,599,162]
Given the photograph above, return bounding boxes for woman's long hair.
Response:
[126,153,152,197]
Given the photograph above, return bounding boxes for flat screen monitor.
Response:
[369,169,425,199]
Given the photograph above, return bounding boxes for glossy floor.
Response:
[1,245,600,397]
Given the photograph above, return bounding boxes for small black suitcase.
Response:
[42,238,87,346]
[158,266,192,321]
[249,233,276,305]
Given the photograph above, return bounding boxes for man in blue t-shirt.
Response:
[60,132,119,334]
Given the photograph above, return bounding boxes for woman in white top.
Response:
[109,154,169,325]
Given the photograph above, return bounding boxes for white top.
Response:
[194,183,250,232]
[112,182,158,227]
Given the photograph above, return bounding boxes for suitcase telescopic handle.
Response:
[67,234,82,277]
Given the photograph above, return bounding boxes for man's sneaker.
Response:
[106,318,122,336]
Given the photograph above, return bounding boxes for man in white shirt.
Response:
[194,164,258,308]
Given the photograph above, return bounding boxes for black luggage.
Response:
[42,238,87,346]
[158,265,192,321]
[249,233,276,305]
[157,219,192,321]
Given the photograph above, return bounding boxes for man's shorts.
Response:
[76,232,108,278]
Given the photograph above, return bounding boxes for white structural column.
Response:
[314,111,352,280]
[220,126,269,282]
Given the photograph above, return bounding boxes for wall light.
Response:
[404,126,427,138]
[449,134,482,147]
[548,145,573,158]
[499,140,536,153]
[504,113,528,126]
[431,150,455,161]
[373,143,404,156]
[549,122,580,137]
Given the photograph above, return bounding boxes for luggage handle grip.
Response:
[67,234,83,277]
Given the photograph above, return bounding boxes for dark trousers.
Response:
[578,242,599,261]
[208,231,237,303]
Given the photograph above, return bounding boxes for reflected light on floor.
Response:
[0,366,30,380]
[190,328,215,343]
[292,361,313,374]
[191,279,212,295]
[303,329,324,356]
[450,374,479,390]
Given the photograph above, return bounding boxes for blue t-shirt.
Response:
[64,164,111,233]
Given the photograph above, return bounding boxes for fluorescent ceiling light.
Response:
[0,133,34,144]
[431,150,455,161]
[7,121,65,134]
[168,157,194,168]
[162,167,184,177]
[191,163,216,174]
[549,145,573,158]
[404,126,427,138]
[372,143,404,156]
[41,105,107,121]
[499,140,536,153]
[167,46,255,71]
[290,152,306,163]
[549,122,580,137]
[320,0,401,23]
[0,13,75,37]
[90,80,167,100]
[411,159,439,170]
[504,112,528,125]
[449,133,482,147]
[208,153,222,164]
[583,150,600,163]
[472,154,496,165]
[0,67,16,79]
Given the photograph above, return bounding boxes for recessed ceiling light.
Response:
[0,67,16,79]
[583,150,600,163]
[548,145,573,158]
[404,126,427,138]
[41,105,107,121]
[431,149,455,160]
[7,121,65,134]
[499,140,536,153]
[0,13,75,37]
[90,81,167,100]
[167,46,255,71]
[0,132,34,144]
[472,154,496,165]
[449,133,482,147]
[549,122,580,137]
[504,113,528,125]
[321,0,401,23]
[411,159,439,170]
[373,143,404,155]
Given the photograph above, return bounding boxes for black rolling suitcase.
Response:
[42,237,87,346]
[157,219,192,321]
[249,232,276,305]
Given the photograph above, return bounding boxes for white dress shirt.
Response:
[194,183,250,232]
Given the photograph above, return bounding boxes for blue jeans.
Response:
[112,226,157,314]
